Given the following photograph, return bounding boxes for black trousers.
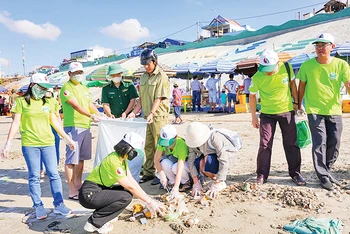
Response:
[79,180,132,228]
[257,111,301,179]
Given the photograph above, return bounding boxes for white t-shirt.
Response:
[224,80,240,94]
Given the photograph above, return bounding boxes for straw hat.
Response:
[185,122,211,148]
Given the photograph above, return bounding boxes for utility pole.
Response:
[22,45,26,76]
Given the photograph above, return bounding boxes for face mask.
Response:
[72,74,85,82]
[112,77,122,83]
[32,84,47,100]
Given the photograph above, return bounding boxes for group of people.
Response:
[249,33,350,190]
[1,32,349,233]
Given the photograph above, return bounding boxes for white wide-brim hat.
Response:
[185,122,211,148]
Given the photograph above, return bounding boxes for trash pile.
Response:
[224,182,326,211]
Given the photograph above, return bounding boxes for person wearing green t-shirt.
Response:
[249,49,306,186]
[102,63,138,118]
[127,49,170,185]
[154,125,190,199]
[60,62,103,200]
[297,33,350,190]
[1,73,76,220]
[79,133,165,234]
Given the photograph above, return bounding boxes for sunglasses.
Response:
[127,149,138,161]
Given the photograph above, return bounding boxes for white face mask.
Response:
[112,77,122,83]
[72,74,85,82]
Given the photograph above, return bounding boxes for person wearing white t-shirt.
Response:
[206,74,221,111]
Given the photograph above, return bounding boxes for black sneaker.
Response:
[139,175,155,183]
[179,180,192,192]
[151,177,160,185]
[321,177,333,190]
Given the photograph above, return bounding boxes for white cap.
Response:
[47,88,54,93]
[68,62,83,72]
[185,122,211,148]
[123,132,145,157]
[313,33,335,44]
[258,49,279,72]
[158,125,177,146]
[30,73,52,89]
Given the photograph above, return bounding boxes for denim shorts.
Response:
[227,93,236,102]
[174,106,181,118]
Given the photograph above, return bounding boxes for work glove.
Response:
[63,136,76,151]
[191,181,203,197]
[90,114,101,123]
[169,188,180,200]
[146,199,166,218]
[206,181,227,199]
[158,171,168,189]
[1,141,11,159]
[127,112,135,119]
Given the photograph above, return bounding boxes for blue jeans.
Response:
[22,145,64,208]
[192,91,201,111]
[128,154,144,183]
[40,126,60,171]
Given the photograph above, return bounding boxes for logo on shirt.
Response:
[116,167,124,175]
[42,106,50,113]
[63,90,70,97]
[329,72,337,80]
[84,92,89,98]
[122,89,128,92]
[282,77,289,85]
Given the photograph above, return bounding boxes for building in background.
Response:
[70,49,104,62]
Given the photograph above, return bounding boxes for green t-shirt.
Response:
[86,152,128,187]
[46,97,60,113]
[101,82,139,117]
[249,62,294,114]
[139,66,170,117]
[297,57,350,115]
[157,137,188,161]
[60,81,92,129]
[12,97,55,146]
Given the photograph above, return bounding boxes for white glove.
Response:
[146,199,166,218]
[206,181,226,199]
[169,188,180,200]
[63,136,76,151]
[90,114,101,123]
[158,171,168,188]
[1,141,11,159]
[297,109,306,116]
[191,181,203,197]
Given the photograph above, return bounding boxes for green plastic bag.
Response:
[296,120,312,148]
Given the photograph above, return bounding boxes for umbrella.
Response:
[287,53,317,69]
[85,80,109,88]
[0,86,8,93]
[173,62,205,89]
[235,57,259,75]
[133,64,177,78]
[331,42,350,62]
[47,71,69,85]
[19,84,29,92]
[198,59,235,74]
[86,65,109,81]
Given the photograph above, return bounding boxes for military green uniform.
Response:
[101,81,138,118]
[140,66,170,176]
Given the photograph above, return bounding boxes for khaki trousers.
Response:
[143,116,168,177]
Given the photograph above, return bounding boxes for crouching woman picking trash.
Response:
[79,132,166,234]
[185,122,242,199]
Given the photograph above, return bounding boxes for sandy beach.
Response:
[1,112,350,234]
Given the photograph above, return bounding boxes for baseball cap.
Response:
[123,132,145,157]
[312,33,334,44]
[107,63,127,76]
[173,83,179,87]
[30,73,52,89]
[258,49,279,72]
[158,125,177,146]
[47,88,54,93]
[68,62,84,73]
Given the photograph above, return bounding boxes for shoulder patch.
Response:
[63,90,70,97]
[116,167,124,176]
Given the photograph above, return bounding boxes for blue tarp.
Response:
[287,53,317,69]
[332,42,350,56]
[199,59,235,74]
[0,86,8,93]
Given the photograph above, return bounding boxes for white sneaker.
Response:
[216,181,227,192]
[35,205,47,220]
[53,203,72,216]
[84,221,114,234]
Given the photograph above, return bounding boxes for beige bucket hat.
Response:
[185,122,211,148]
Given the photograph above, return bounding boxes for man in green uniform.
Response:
[249,48,306,186]
[297,33,350,190]
[60,62,102,199]
[101,64,138,118]
[128,49,170,184]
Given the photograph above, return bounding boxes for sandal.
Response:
[68,195,79,200]
[292,173,306,186]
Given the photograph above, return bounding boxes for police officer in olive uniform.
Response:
[102,64,138,118]
[128,49,170,184]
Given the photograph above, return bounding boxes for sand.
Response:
[1,112,350,234]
